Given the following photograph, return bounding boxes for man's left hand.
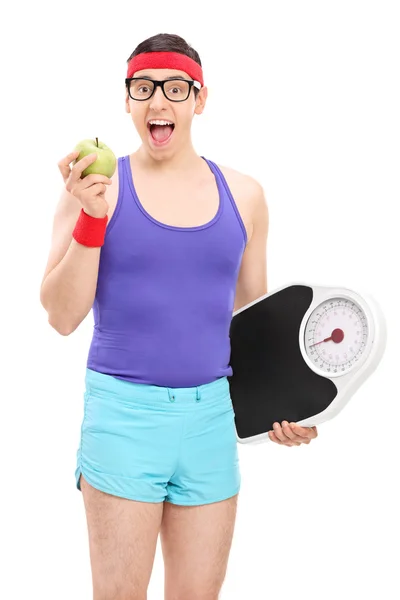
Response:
[268,421,318,446]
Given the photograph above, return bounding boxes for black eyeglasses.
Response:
[125,77,201,102]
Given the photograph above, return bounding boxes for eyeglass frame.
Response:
[125,77,202,102]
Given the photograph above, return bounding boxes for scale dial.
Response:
[303,296,369,376]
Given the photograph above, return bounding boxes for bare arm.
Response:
[233,180,269,312]
[39,189,103,335]
[40,151,111,335]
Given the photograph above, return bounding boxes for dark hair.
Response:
[127,33,202,99]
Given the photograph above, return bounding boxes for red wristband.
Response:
[72,208,108,247]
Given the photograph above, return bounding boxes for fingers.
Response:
[65,171,112,196]
[274,422,297,443]
[57,150,80,183]
[268,421,318,446]
[268,422,310,446]
[75,173,112,191]
[66,152,99,189]
[87,182,108,197]
[291,423,317,439]
[58,150,102,187]
[268,428,300,446]
[268,430,286,445]
[268,423,288,444]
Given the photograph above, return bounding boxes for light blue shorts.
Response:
[75,368,241,505]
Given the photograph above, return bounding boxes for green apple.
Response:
[73,137,117,178]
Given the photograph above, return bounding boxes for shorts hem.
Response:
[165,486,241,506]
[76,467,165,504]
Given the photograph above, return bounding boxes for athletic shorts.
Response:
[74,368,241,505]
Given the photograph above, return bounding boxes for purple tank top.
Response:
[87,155,247,387]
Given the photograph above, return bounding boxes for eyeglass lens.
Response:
[129,79,190,101]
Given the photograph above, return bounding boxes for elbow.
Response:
[48,313,77,336]
[55,325,75,337]
[40,293,75,336]
[40,283,83,336]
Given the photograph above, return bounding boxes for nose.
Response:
[149,85,168,111]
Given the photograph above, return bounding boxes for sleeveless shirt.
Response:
[86,155,247,387]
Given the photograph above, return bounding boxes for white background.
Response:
[1,1,399,598]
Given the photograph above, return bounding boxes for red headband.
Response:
[127,51,204,87]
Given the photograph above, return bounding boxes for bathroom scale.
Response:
[227,282,387,444]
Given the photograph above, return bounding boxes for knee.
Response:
[94,589,147,600]
[165,591,219,600]
[166,575,225,600]
[95,596,146,600]
[167,597,218,600]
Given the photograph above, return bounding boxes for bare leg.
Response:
[80,475,164,600]
[161,494,239,600]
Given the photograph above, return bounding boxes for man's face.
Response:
[125,68,207,158]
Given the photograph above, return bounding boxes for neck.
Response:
[134,138,203,174]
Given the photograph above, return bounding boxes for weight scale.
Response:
[228,283,387,444]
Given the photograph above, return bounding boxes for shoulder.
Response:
[216,163,268,232]
[217,163,266,202]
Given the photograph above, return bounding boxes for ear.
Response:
[125,88,130,113]
[194,86,208,116]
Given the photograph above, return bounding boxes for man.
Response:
[40,33,317,600]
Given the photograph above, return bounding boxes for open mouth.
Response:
[147,121,175,145]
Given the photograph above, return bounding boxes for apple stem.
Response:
[96,137,98,147]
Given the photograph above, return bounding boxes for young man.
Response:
[40,33,317,600]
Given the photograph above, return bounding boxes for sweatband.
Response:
[72,209,108,247]
[127,51,204,87]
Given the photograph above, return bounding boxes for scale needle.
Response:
[310,328,344,347]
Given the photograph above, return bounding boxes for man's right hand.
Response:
[58,151,112,218]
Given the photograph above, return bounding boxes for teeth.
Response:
[148,120,174,126]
